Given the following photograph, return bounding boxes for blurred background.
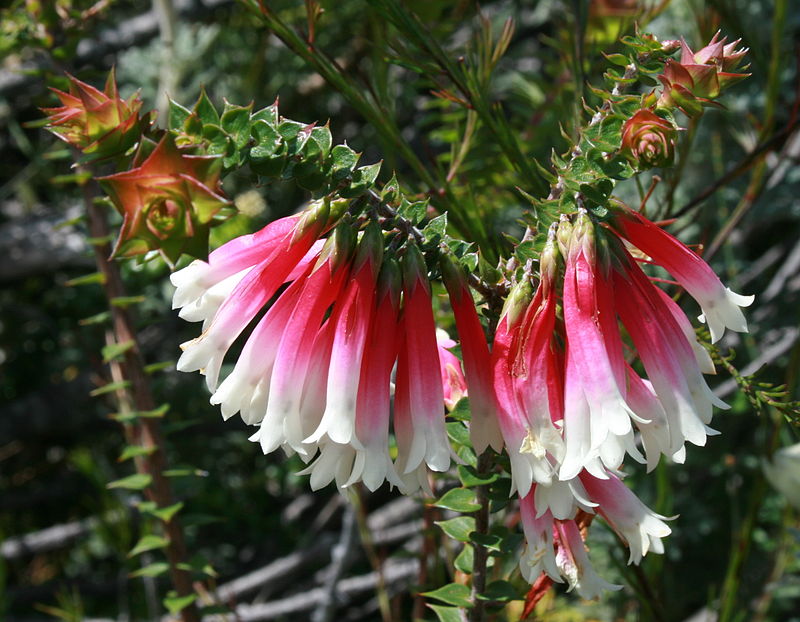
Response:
[1,0,798,620]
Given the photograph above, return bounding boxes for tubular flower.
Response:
[99,136,231,263]
[441,253,503,454]
[42,69,148,162]
[437,330,468,412]
[520,469,670,595]
[560,213,644,481]
[394,244,452,490]
[173,207,458,493]
[657,33,749,115]
[620,109,677,169]
[609,205,753,343]
[174,198,346,392]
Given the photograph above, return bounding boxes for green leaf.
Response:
[396,198,428,225]
[454,544,474,574]
[110,403,170,423]
[446,421,470,446]
[107,473,152,491]
[65,272,106,287]
[457,465,499,488]
[128,534,169,557]
[251,103,278,125]
[470,532,503,551]
[90,380,130,397]
[422,582,472,608]
[168,99,191,130]
[129,562,170,578]
[220,103,253,149]
[194,88,219,126]
[144,360,174,374]
[436,516,476,542]
[163,468,208,478]
[163,591,198,615]
[118,444,156,462]
[604,52,630,67]
[478,580,520,603]
[428,604,467,622]
[147,501,184,523]
[434,488,481,513]
[423,213,448,243]
[78,311,111,326]
[329,143,359,180]
[340,161,382,197]
[102,339,135,363]
[110,296,146,308]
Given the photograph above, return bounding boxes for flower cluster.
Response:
[172,200,454,494]
[489,207,752,595]
[42,70,148,162]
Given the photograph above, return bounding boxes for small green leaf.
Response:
[78,311,111,326]
[423,213,448,243]
[129,562,170,578]
[163,468,209,478]
[194,88,219,126]
[396,198,428,225]
[329,143,359,180]
[90,380,130,397]
[436,516,476,542]
[470,532,503,551]
[434,488,481,513]
[428,604,467,622]
[457,465,499,488]
[147,501,184,523]
[340,161,382,197]
[144,360,174,374]
[478,580,520,603]
[163,591,198,615]
[110,296,146,308]
[128,534,169,557]
[168,99,191,130]
[446,421,470,446]
[604,52,630,67]
[118,444,156,462]
[454,544,474,574]
[107,473,152,491]
[422,582,472,608]
[102,339,135,363]
[220,104,253,149]
[65,272,106,287]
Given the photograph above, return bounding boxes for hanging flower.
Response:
[608,205,753,343]
[99,136,231,263]
[394,244,452,490]
[42,69,148,162]
[437,330,468,412]
[441,253,503,454]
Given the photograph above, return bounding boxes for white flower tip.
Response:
[726,288,754,308]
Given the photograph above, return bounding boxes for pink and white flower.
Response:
[610,207,753,343]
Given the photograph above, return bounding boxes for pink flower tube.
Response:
[610,206,753,343]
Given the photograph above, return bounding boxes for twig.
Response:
[82,177,199,622]
[313,505,359,622]
[468,451,493,622]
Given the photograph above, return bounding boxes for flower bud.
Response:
[98,136,229,263]
[657,33,749,116]
[621,109,677,169]
[501,276,534,328]
[42,70,148,162]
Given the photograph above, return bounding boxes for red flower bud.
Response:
[42,70,148,162]
[98,136,230,263]
[621,109,676,169]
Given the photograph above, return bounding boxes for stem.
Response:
[153,0,178,119]
[82,181,199,622]
[468,451,493,622]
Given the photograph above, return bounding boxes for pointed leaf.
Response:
[422,583,473,608]
[108,473,152,490]
[128,534,169,557]
[436,516,476,542]
[129,562,170,578]
[434,488,481,513]
[163,591,198,614]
